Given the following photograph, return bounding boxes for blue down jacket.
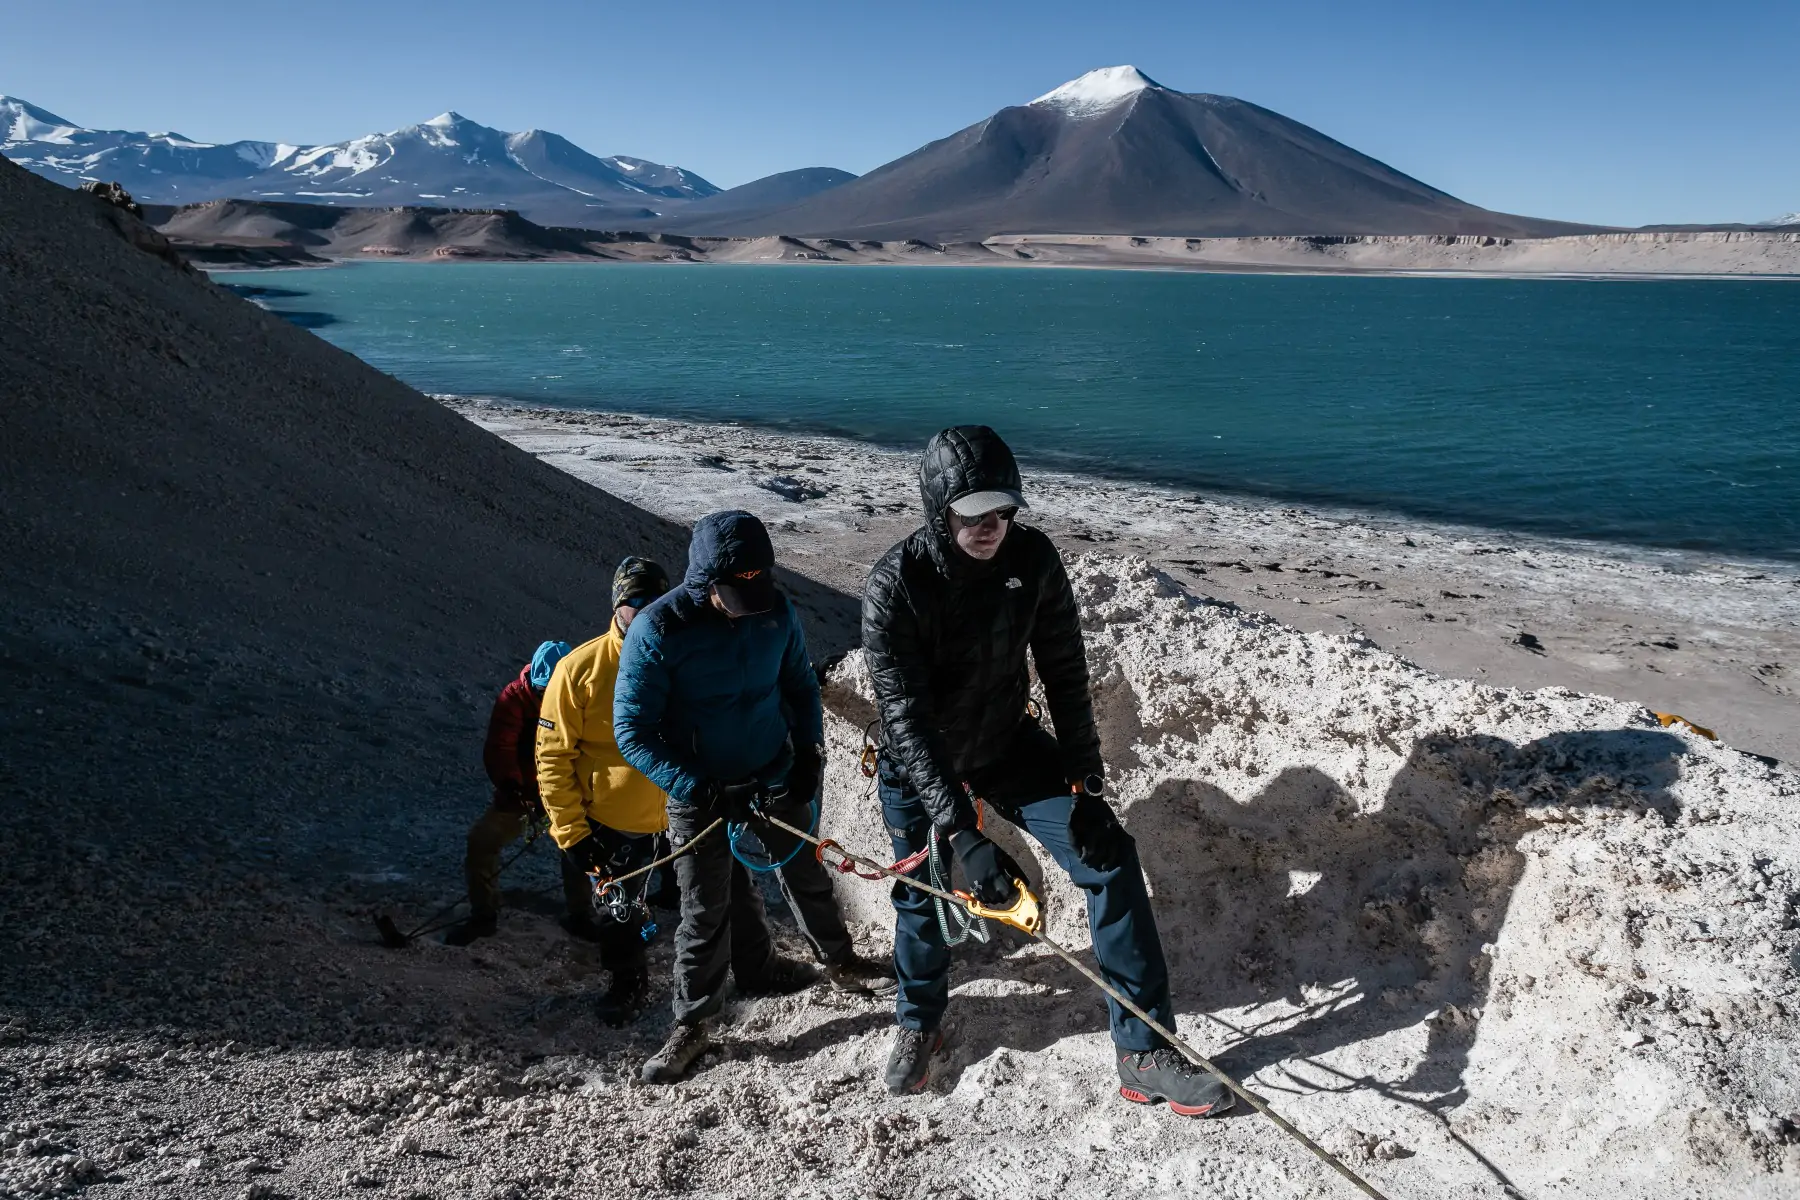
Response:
[613,513,823,804]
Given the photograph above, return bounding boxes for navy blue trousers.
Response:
[877,760,1175,1052]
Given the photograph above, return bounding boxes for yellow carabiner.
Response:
[959,881,1042,935]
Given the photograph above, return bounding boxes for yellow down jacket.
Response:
[535,625,668,847]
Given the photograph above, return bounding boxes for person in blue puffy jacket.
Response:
[614,510,893,1082]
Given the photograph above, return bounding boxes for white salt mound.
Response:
[821,555,1800,1196]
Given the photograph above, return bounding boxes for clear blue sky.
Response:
[5,0,1797,226]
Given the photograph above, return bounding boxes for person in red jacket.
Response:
[445,640,592,946]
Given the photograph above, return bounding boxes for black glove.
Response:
[492,785,532,814]
[684,778,725,815]
[1068,787,1130,873]
[788,741,824,804]
[564,835,604,878]
[949,829,1025,906]
[717,780,762,823]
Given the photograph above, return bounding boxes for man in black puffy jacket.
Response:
[862,425,1231,1117]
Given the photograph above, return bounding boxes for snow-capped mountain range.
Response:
[13,70,1775,238]
[0,96,721,225]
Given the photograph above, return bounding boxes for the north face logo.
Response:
[1005,577,1023,589]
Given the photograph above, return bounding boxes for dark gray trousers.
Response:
[465,807,588,920]
[667,795,853,1023]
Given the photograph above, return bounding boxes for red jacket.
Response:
[483,667,542,813]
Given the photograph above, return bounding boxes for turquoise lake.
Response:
[233,263,1800,560]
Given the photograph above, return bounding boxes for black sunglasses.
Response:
[952,505,1018,529]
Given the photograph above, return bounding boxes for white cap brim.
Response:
[948,489,1027,517]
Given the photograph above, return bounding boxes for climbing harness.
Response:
[725,785,820,873]
[374,815,552,948]
[583,818,727,944]
[760,810,1393,1200]
[587,832,671,943]
[593,817,724,891]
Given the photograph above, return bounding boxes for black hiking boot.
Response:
[1117,1046,1235,1117]
[825,951,898,998]
[736,954,822,995]
[885,1026,945,1095]
[595,971,651,1028]
[442,912,497,947]
[641,1021,711,1084]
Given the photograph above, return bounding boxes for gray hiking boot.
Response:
[885,1026,945,1095]
[825,951,898,998]
[1117,1046,1235,1117]
[641,1021,711,1084]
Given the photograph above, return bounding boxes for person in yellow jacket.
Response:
[537,555,672,1026]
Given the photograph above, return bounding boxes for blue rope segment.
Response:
[727,797,821,873]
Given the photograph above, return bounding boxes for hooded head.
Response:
[528,639,573,691]
[611,555,671,611]
[918,426,1028,559]
[684,510,778,616]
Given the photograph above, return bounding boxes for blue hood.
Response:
[613,512,823,803]
[682,510,775,598]
[528,639,573,691]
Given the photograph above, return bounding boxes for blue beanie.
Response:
[528,640,573,690]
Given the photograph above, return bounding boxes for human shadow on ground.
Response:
[926,728,1686,1113]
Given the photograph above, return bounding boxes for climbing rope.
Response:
[588,817,723,892]
[762,810,1394,1200]
[727,797,820,874]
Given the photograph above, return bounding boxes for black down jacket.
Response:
[861,425,1103,833]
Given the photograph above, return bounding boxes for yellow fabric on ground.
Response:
[536,624,668,844]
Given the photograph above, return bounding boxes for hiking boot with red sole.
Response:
[885,1026,946,1095]
[1117,1047,1235,1117]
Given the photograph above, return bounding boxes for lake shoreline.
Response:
[177,218,1800,276]
[208,252,1800,282]
[442,395,1800,764]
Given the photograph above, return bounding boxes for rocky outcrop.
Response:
[75,178,193,273]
